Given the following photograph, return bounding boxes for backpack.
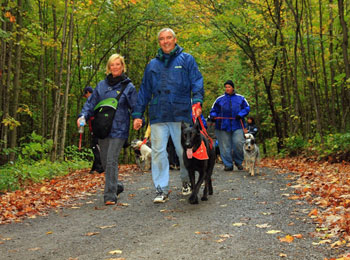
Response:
[91,82,128,139]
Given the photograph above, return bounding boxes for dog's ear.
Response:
[251,139,255,145]
[181,121,186,131]
[193,119,201,132]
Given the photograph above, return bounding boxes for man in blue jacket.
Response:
[133,28,204,203]
[209,80,250,171]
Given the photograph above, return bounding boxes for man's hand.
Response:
[133,118,143,130]
[192,102,202,118]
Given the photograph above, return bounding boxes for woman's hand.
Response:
[133,118,143,130]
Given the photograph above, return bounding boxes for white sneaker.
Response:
[182,182,192,196]
[153,192,169,203]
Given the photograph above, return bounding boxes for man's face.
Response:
[158,31,177,54]
[225,84,235,95]
[83,92,91,99]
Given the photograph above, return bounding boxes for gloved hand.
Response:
[235,115,242,120]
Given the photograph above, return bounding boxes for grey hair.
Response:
[157,28,176,39]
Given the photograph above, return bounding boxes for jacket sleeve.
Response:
[125,83,138,113]
[187,55,204,104]
[132,64,153,119]
[78,85,100,120]
[209,98,220,119]
[237,96,250,118]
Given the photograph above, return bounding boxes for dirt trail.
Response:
[0,165,342,260]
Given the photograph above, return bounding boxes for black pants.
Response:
[91,134,104,173]
[167,137,179,168]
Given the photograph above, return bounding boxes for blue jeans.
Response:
[151,122,189,194]
[215,129,245,168]
[99,137,125,203]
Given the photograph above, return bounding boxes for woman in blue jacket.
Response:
[209,80,250,171]
[78,54,138,205]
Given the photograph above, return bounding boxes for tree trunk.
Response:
[59,6,74,160]
[0,1,8,151]
[329,0,337,129]
[51,0,68,161]
[9,0,23,161]
[337,0,350,131]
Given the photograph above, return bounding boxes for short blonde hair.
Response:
[105,53,126,74]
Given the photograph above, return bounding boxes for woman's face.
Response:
[225,84,234,95]
[109,58,124,77]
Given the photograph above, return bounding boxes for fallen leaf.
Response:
[85,232,100,236]
[99,225,117,229]
[279,253,287,257]
[215,238,225,243]
[219,234,232,238]
[279,235,294,243]
[46,231,53,235]
[293,234,303,239]
[117,203,129,207]
[232,223,246,227]
[266,230,281,234]
[109,249,122,255]
[256,224,271,229]
[28,247,41,251]
[308,208,318,217]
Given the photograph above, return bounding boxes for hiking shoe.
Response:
[224,166,233,171]
[182,182,192,196]
[153,191,169,203]
[235,163,243,170]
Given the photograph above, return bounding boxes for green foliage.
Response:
[0,133,90,192]
[280,136,309,157]
[18,132,53,161]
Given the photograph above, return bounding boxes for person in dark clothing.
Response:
[167,137,180,170]
[82,86,104,174]
[247,116,258,137]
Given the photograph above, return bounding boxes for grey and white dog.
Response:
[243,133,260,176]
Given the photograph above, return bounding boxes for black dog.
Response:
[181,120,215,204]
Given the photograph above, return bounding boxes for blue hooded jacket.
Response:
[209,92,250,132]
[132,45,204,124]
[79,76,138,139]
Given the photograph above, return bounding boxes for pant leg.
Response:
[215,129,233,168]
[91,135,103,172]
[151,123,170,193]
[169,122,189,183]
[232,129,245,166]
[99,137,125,203]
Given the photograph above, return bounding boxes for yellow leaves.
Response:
[109,249,122,255]
[99,225,117,229]
[279,235,294,243]
[308,208,318,218]
[232,222,246,227]
[46,231,53,235]
[266,230,281,234]
[85,232,100,236]
[256,223,271,229]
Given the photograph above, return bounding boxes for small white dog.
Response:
[243,133,260,176]
[131,139,152,171]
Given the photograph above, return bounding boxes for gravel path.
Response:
[0,164,342,260]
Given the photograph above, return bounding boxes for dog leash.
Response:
[212,116,247,136]
[192,115,214,149]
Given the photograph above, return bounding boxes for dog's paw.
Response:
[189,195,198,204]
[201,196,208,201]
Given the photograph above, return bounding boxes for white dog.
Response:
[243,133,260,176]
[131,139,152,171]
